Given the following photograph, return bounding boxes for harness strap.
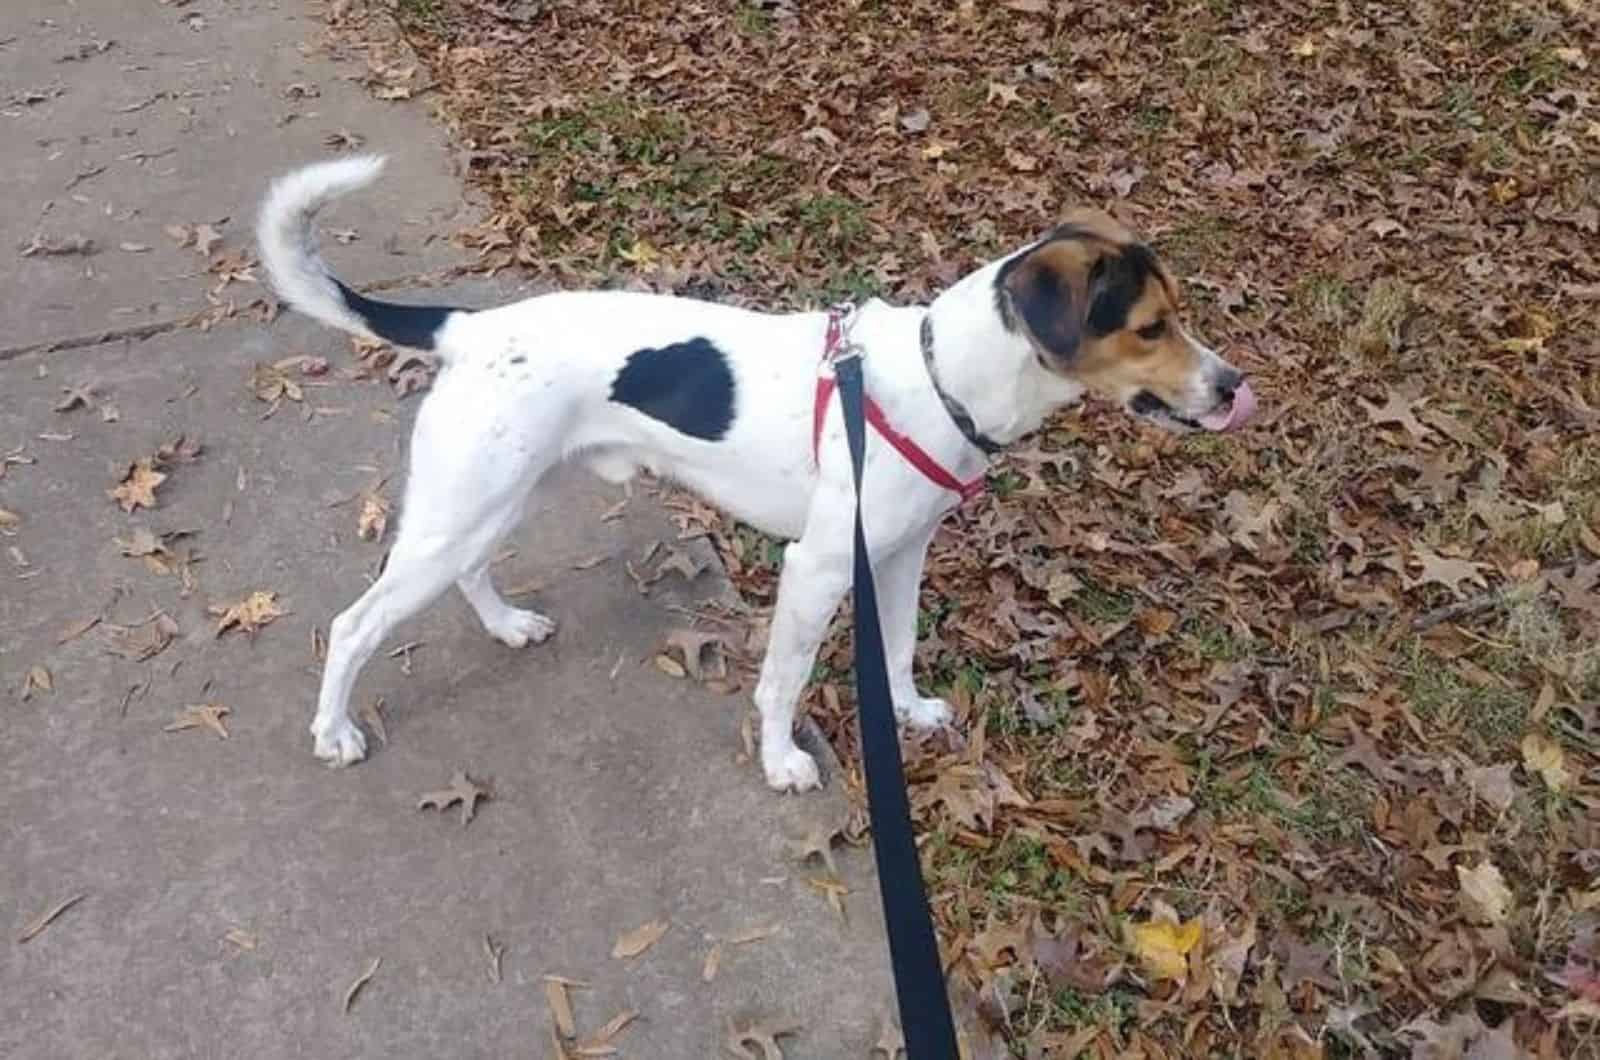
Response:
[812,307,985,503]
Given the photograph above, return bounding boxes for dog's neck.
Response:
[920,258,1084,447]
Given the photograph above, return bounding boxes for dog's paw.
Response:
[311,716,368,766]
[763,746,822,793]
[487,608,556,649]
[896,695,952,730]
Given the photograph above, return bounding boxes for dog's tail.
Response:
[257,155,465,353]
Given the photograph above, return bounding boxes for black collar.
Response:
[920,314,1004,456]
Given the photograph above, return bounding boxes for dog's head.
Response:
[994,210,1255,433]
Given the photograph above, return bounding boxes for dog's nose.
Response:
[1214,367,1242,405]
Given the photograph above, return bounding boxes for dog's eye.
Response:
[1136,319,1167,341]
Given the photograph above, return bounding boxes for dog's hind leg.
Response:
[309,378,557,765]
[457,543,555,648]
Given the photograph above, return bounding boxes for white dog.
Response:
[257,157,1256,792]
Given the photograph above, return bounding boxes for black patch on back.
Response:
[609,337,736,441]
[335,280,458,351]
[1085,244,1158,337]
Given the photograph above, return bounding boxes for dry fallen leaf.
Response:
[104,612,179,661]
[21,665,52,701]
[357,489,390,542]
[416,770,491,827]
[1130,914,1203,982]
[223,927,258,952]
[0,507,19,531]
[576,1009,638,1055]
[358,697,388,746]
[724,1016,801,1060]
[482,934,504,984]
[1457,860,1513,926]
[108,459,168,512]
[18,892,87,942]
[611,917,669,959]
[1520,732,1570,793]
[703,940,724,982]
[871,1016,906,1060]
[164,703,231,739]
[56,615,101,644]
[342,956,380,1013]
[545,976,578,1039]
[211,590,284,637]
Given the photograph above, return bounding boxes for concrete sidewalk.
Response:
[0,2,895,1057]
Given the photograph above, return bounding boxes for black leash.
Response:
[834,350,961,1058]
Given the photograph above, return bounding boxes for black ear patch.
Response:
[609,337,736,442]
[1012,258,1084,359]
[1084,243,1158,337]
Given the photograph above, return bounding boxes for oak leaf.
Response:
[164,703,230,739]
[210,590,283,637]
[417,770,491,827]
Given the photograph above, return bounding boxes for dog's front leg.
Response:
[754,535,851,792]
[877,525,953,730]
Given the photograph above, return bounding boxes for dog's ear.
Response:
[997,238,1103,364]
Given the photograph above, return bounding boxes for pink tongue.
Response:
[1197,379,1257,432]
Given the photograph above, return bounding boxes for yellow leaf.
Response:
[1456,860,1513,925]
[1130,916,1202,981]
[1521,732,1570,792]
[1291,39,1317,58]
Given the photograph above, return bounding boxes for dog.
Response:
[257,156,1256,792]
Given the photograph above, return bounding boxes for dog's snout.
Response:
[1213,367,1242,405]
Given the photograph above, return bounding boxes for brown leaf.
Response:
[544,976,577,1038]
[104,612,179,661]
[1406,547,1489,597]
[108,459,168,512]
[661,628,731,680]
[342,956,380,1013]
[164,703,231,739]
[1466,762,1517,812]
[417,770,491,827]
[784,823,843,876]
[611,917,669,959]
[18,892,87,942]
[357,489,390,542]
[724,1016,801,1060]
[210,590,284,637]
[358,697,388,746]
[576,1009,637,1054]
[20,665,52,701]
[0,507,18,531]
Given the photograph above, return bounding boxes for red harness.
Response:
[811,307,985,504]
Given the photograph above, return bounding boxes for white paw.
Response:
[311,716,367,766]
[763,746,822,793]
[487,608,556,649]
[896,695,952,730]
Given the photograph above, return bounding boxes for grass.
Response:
[1397,636,1530,758]
[1348,277,1411,365]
